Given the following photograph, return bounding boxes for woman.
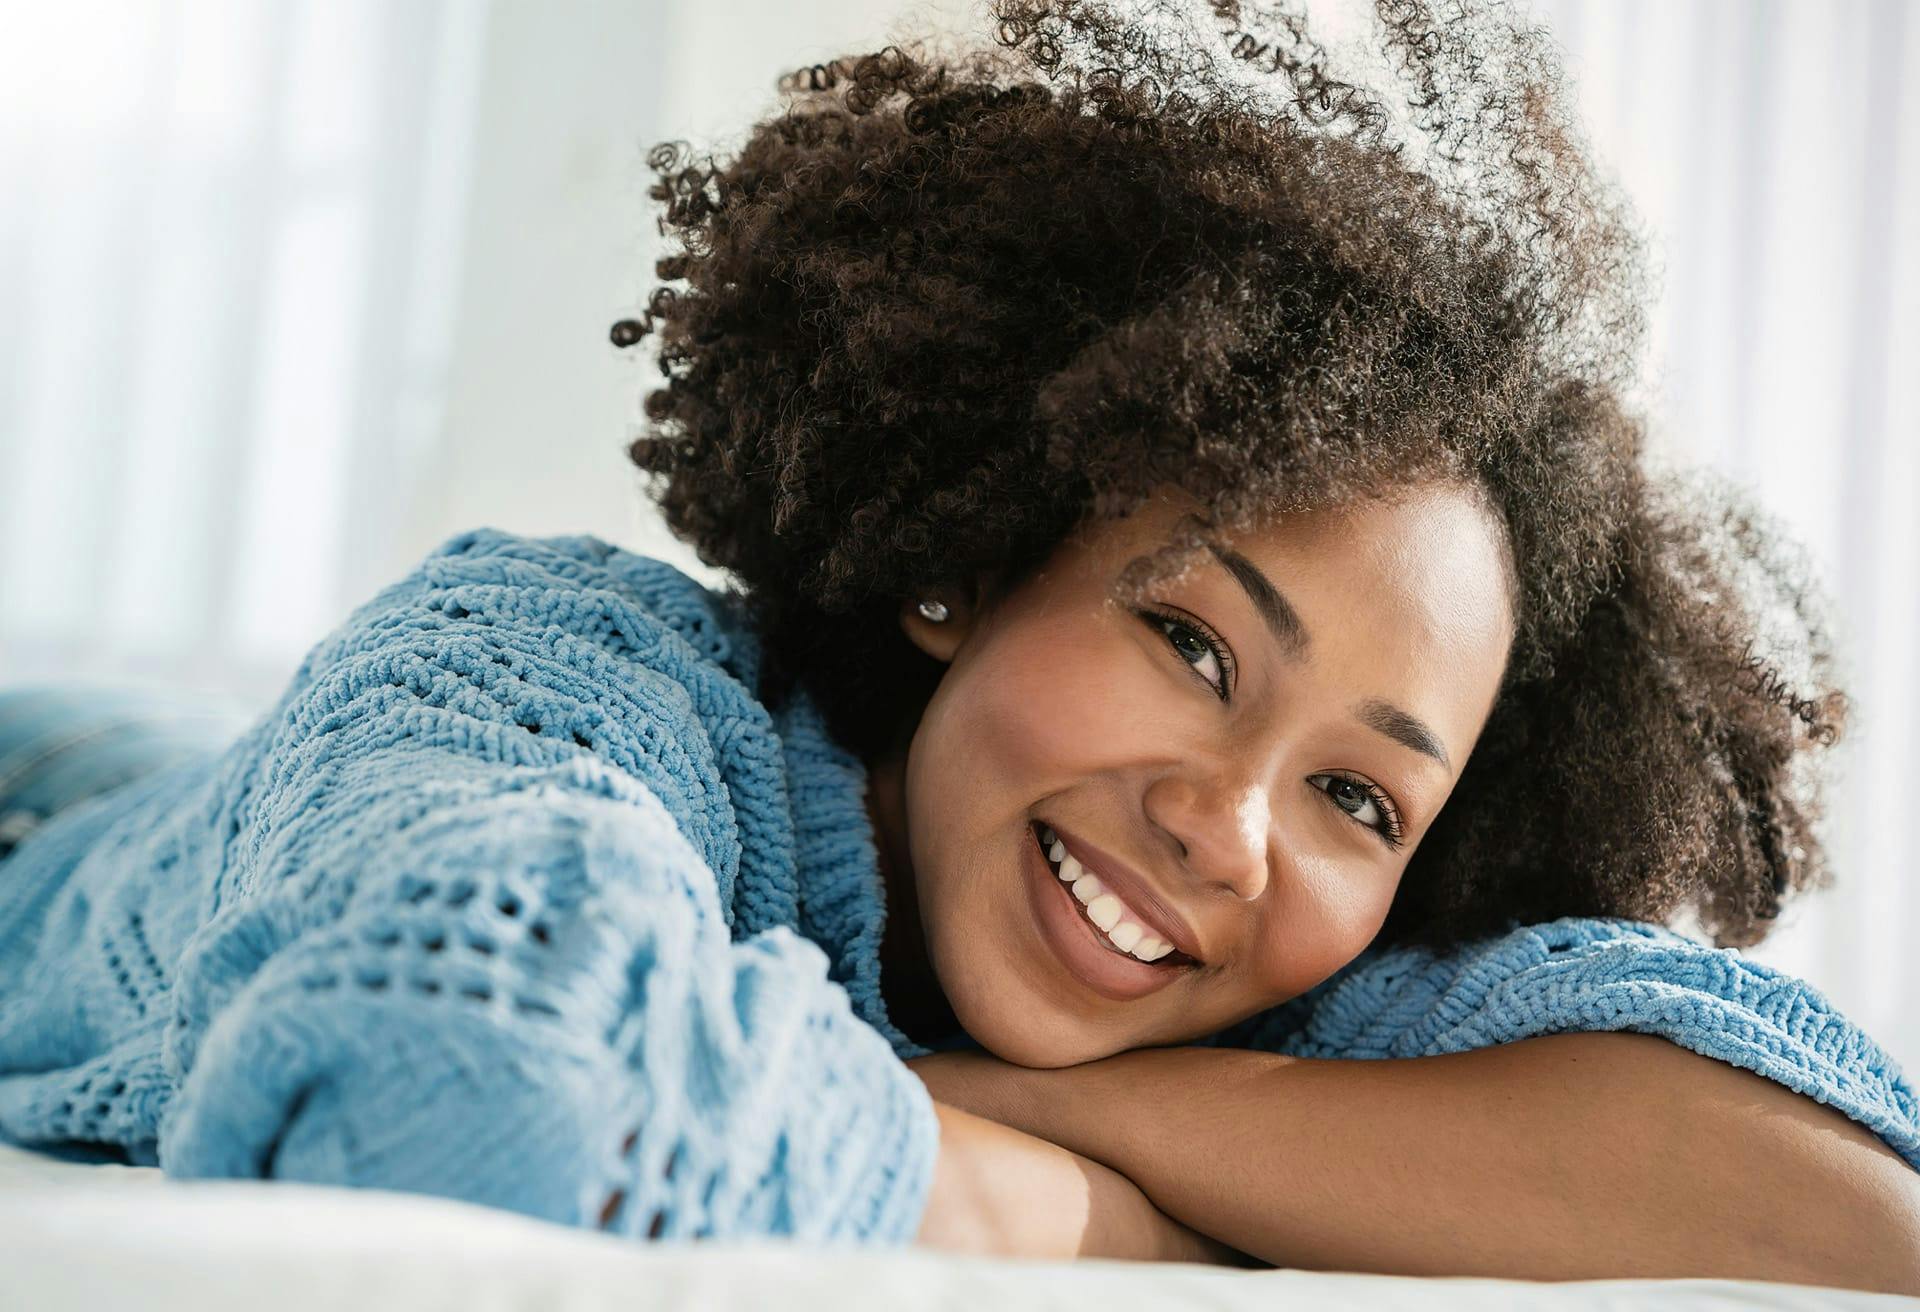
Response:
[1,0,1916,1291]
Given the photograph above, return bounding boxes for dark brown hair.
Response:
[614,0,1845,955]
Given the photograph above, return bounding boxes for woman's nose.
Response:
[1146,773,1272,901]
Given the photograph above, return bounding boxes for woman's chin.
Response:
[929,922,1150,1067]
[946,991,1138,1068]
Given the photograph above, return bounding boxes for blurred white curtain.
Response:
[1530,0,1919,1079]
[0,0,1913,1070]
[0,0,930,708]
[0,0,490,709]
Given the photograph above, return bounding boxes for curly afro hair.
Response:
[613,0,1847,956]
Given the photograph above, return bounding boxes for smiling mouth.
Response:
[1029,826,1190,968]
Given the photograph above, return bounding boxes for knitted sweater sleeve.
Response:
[152,543,938,1244]
[1212,915,1920,1172]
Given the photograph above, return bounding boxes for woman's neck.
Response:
[863,740,961,1048]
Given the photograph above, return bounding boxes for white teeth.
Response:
[1042,831,1185,965]
[1085,894,1124,932]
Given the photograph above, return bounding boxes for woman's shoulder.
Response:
[420,527,740,626]
[317,527,764,693]
[1251,915,1855,1058]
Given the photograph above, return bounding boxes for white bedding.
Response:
[0,1142,1903,1310]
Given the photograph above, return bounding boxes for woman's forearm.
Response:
[916,1101,1249,1264]
[922,1035,1920,1293]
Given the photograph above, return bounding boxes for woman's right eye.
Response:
[1136,607,1235,701]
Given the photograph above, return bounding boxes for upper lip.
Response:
[1041,820,1206,964]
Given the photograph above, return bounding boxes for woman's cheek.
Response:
[1253,853,1396,1001]
[972,618,1160,762]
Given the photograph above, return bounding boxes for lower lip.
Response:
[1024,824,1190,1003]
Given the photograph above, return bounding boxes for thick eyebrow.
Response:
[1204,541,1452,771]
[1355,698,1452,771]
[1205,542,1309,660]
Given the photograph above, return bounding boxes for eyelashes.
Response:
[1307,772,1405,849]
[1137,605,1235,700]
[1134,606,1406,850]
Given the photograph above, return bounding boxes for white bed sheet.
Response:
[0,1142,1905,1311]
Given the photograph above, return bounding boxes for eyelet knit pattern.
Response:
[0,528,936,1242]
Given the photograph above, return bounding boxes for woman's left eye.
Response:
[1138,607,1235,700]
[1307,773,1405,849]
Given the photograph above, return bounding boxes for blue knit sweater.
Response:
[1,528,1914,1246]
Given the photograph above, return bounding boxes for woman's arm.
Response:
[156,537,939,1244]
[916,1101,1250,1263]
[160,775,939,1243]
[911,1035,1920,1294]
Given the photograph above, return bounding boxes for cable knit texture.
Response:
[1,528,1915,1253]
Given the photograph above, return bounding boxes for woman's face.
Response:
[881,481,1516,1067]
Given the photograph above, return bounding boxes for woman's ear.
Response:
[898,572,994,665]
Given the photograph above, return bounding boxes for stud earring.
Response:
[916,599,950,623]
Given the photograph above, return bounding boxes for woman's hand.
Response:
[916,1100,1251,1265]
[909,1051,1253,1265]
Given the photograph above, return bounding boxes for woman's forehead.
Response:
[1072,483,1511,604]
